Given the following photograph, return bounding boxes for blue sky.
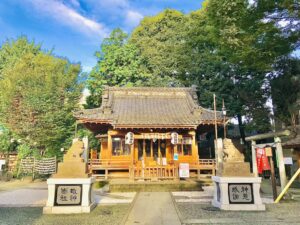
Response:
[0,0,203,72]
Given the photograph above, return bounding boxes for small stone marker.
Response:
[43,140,96,214]
[212,138,265,211]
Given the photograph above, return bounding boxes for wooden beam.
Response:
[245,130,291,141]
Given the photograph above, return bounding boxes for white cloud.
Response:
[84,0,144,30]
[96,0,129,8]
[82,65,93,73]
[68,0,81,8]
[125,10,143,27]
[25,0,109,38]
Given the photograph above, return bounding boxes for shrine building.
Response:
[75,86,224,180]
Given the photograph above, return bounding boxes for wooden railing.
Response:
[89,159,131,170]
[190,159,216,177]
[199,159,215,164]
[89,158,216,180]
[89,159,132,179]
[132,164,178,180]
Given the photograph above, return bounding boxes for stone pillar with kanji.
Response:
[212,138,265,211]
[43,139,96,214]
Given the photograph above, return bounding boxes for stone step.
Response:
[109,180,204,192]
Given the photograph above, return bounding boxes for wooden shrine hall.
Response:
[75,86,224,180]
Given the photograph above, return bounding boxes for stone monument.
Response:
[43,140,96,214]
[212,138,265,210]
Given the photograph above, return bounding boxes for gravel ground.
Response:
[0,205,130,225]
[176,202,300,224]
[0,179,46,192]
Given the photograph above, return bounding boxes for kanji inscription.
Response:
[55,185,82,206]
[228,183,253,204]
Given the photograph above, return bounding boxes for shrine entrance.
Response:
[137,139,167,164]
[131,133,177,179]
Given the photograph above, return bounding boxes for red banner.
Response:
[256,148,271,174]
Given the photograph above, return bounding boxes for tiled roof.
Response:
[283,134,300,148]
[75,86,223,128]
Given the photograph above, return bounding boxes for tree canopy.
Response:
[86,0,299,135]
[0,37,83,157]
[86,28,180,108]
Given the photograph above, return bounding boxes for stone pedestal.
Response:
[43,178,96,214]
[212,176,265,211]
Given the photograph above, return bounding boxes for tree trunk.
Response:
[237,114,246,144]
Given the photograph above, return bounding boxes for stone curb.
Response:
[120,192,140,225]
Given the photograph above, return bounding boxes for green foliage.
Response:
[17,143,39,159]
[77,126,100,150]
[85,1,299,134]
[182,0,299,134]
[0,129,11,153]
[86,28,178,108]
[271,58,300,128]
[0,37,83,157]
[0,37,41,77]
[130,9,188,81]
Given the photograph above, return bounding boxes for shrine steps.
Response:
[107,179,205,192]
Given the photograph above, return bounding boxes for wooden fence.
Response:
[0,152,18,172]
[17,157,57,178]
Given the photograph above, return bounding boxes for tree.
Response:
[0,37,83,157]
[271,58,300,129]
[86,28,178,108]
[130,9,189,83]
[184,0,299,136]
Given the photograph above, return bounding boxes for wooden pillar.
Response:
[189,130,198,165]
[107,131,112,159]
[143,139,146,161]
[158,139,161,164]
[130,144,134,180]
[251,140,258,177]
[275,137,287,191]
[215,138,223,171]
[151,140,153,158]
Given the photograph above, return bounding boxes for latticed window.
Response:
[177,137,192,156]
[112,137,130,156]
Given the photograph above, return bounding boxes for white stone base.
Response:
[43,178,96,214]
[212,176,265,211]
[43,203,96,214]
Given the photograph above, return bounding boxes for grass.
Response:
[0,205,130,225]
[92,181,108,189]
[176,202,300,224]
[0,178,42,192]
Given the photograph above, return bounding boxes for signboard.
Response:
[228,183,254,204]
[171,132,179,145]
[265,147,272,157]
[55,184,82,206]
[125,132,134,145]
[0,160,5,171]
[179,163,190,178]
[34,157,56,175]
[284,157,293,165]
[173,153,178,161]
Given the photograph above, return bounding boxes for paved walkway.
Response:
[0,182,136,206]
[124,192,181,225]
[0,182,48,207]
